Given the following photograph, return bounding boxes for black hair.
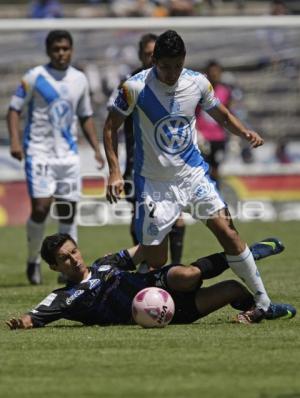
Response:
[45,30,73,51]
[138,33,158,57]
[153,30,186,60]
[41,233,77,266]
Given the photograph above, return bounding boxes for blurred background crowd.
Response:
[0,0,299,18]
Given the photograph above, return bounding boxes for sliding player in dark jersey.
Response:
[6,233,295,329]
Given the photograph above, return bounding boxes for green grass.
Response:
[1,222,300,398]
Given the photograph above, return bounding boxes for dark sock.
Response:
[169,225,185,264]
[191,253,229,279]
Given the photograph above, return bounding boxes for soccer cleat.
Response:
[265,303,296,320]
[26,262,42,285]
[233,307,265,324]
[249,237,285,261]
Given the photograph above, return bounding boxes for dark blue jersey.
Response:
[29,250,200,327]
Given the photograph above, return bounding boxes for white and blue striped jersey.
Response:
[112,67,220,181]
[9,64,93,158]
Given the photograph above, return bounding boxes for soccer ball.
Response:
[132,287,175,328]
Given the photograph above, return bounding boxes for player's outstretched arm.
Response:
[103,109,126,203]
[207,103,264,148]
[6,314,34,330]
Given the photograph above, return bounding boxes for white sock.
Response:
[26,218,46,263]
[226,246,271,311]
[59,221,78,243]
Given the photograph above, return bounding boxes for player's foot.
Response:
[249,237,285,261]
[233,307,265,324]
[26,262,42,285]
[265,303,296,320]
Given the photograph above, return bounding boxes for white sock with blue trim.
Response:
[226,246,271,312]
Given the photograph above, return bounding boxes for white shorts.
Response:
[134,170,226,245]
[25,155,81,202]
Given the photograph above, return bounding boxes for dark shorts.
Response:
[204,141,226,168]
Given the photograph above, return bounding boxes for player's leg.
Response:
[169,216,185,264]
[190,171,271,314]
[27,197,52,285]
[25,157,55,285]
[142,237,169,269]
[55,200,77,242]
[134,174,180,269]
[206,208,271,312]
[194,280,254,318]
[191,237,285,280]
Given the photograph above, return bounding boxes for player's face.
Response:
[54,240,88,282]
[207,65,222,85]
[153,55,185,86]
[47,38,73,70]
[140,41,156,69]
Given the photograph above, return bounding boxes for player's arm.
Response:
[7,108,23,161]
[103,109,127,203]
[207,103,264,148]
[79,116,105,169]
[6,314,34,330]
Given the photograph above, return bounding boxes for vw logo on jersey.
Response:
[48,99,73,130]
[154,115,192,155]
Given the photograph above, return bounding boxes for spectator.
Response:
[29,0,63,18]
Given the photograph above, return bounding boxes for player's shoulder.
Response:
[22,65,44,81]
[125,68,151,88]
[181,68,207,82]
[67,65,88,81]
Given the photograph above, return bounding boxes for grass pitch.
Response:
[0,222,300,398]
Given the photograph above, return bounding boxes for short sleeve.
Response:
[198,76,220,111]
[112,80,138,117]
[9,69,35,112]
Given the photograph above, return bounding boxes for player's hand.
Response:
[6,315,33,330]
[94,150,105,170]
[244,130,264,148]
[10,144,23,161]
[106,173,124,204]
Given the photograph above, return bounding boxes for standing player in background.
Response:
[7,30,104,285]
[119,33,186,264]
[196,60,231,188]
[104,30,275,323]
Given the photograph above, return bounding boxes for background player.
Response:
[196,60,231,188]
[103,30,275,323]
[7,30,104,285]
[117,33,186,264]
[5,233,295,329]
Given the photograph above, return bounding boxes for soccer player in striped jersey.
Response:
[7,30,104,285]
[103,30,276,323]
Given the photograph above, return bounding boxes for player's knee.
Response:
[148,254,168,269]
[168,266,201,292]
[31,206,49,222]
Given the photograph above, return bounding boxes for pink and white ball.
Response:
[132,287,175,328]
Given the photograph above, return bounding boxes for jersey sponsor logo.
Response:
[154,115,192,155]
[36,293,57,308]
[97,265,112,272]
[88,279,101,289]
[48,99,73,130]
[66,289,85,305]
